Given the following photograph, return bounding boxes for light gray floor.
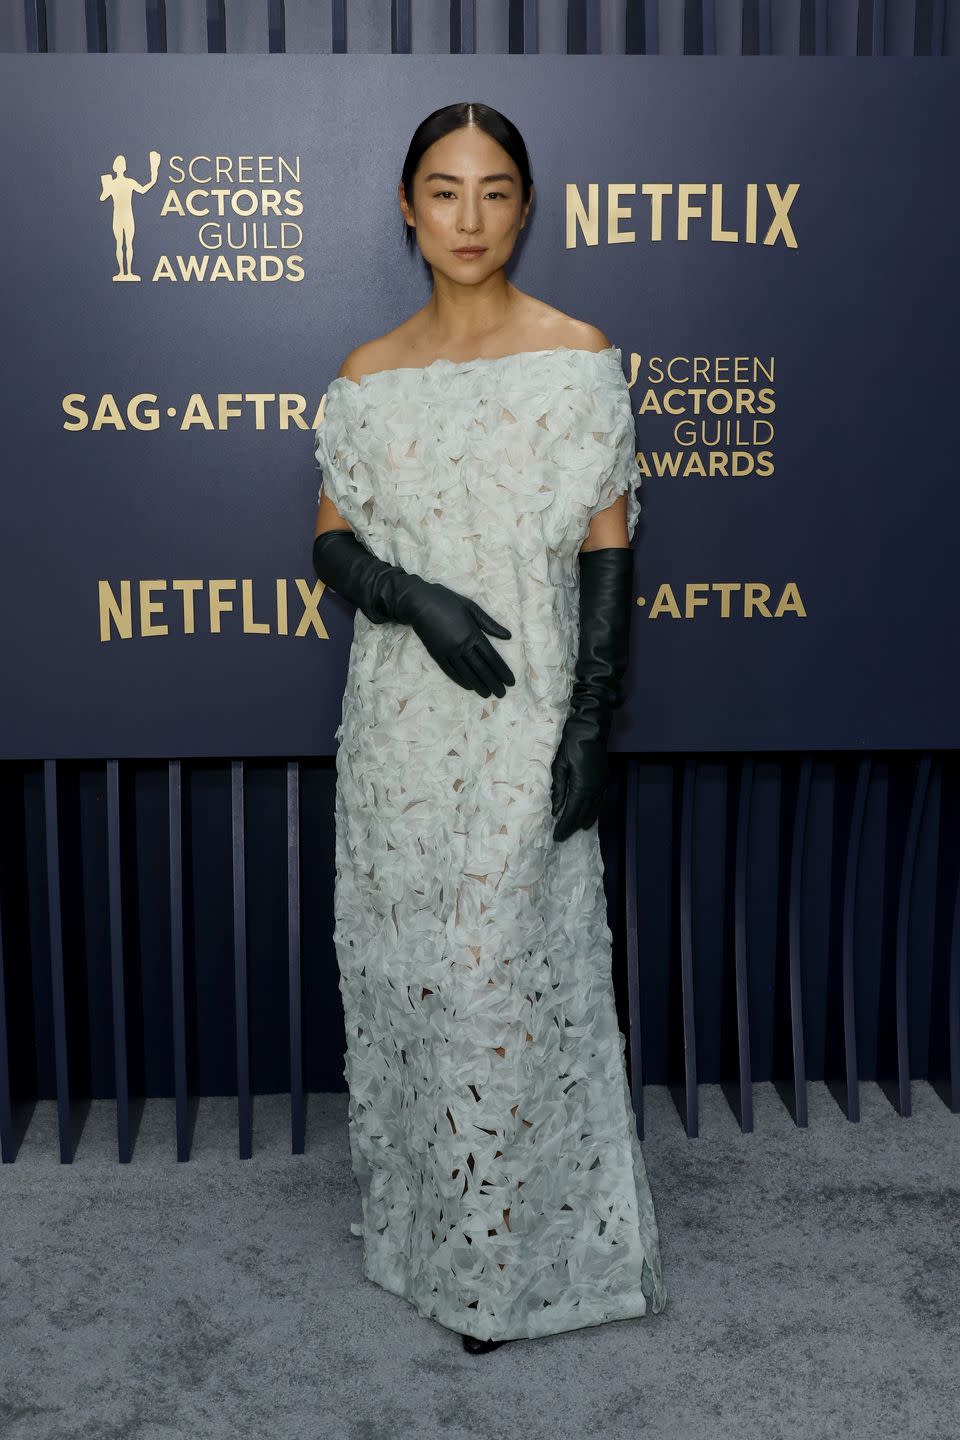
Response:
[1,1081,958,1440]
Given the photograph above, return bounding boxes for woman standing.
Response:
[312,102,666,1352]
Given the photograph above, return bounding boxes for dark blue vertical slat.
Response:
[106,760,131,1162]
[24,0,48,51]
[168,760,189,1160]
[757,0,772,54]
[268,0,285,53]
[787,756,811,1127]
[624,757,645,1139]
[207,0,225,53]
[584,0,600,53]
[872,0,887,55]
[733,756,754,1133]
[684,0,703,53]
[840,757,871,1123]
[43,761,72,1162]
[0,858,12,1162]
[701,0,716,55]
[393,0,411,53]
[678,757,698,1136]
[85,0,107,51]
[521,0,538,53]
[929,0,946,55]
[452,0,475,53]
[287,761,304,1154]
[231,761,252,1160]
[948,859,960,1112]
[893,754,932,1118]
[645,0,659,54]
[145,0,167,52]
[332,0,346,53]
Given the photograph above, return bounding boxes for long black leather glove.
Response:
[551,546,635,842]
[312,529,516,698]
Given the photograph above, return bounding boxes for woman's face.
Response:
[400,125,530,279]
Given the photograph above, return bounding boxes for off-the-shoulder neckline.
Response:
[329,344,621,390]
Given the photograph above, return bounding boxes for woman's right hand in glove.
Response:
[312,528,515,698]
[407,578,516,698]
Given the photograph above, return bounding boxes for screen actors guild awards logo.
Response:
[99,151,161,281]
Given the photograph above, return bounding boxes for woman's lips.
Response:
[453,247,487,257]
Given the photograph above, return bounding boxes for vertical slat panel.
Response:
[948,858,960,1111]
[231,760,252,1158]
[168,760,190,1160]
[22,0,49,52]
[145,0,168,52]
[206,0,225,51]
[893,754,932,1117]
[452,0,476,54]
[828,0,860,55]
[927,0,947,55]
[0,850,12,1161]
[701,0,716,54]
[678,756,698,1135]
[268,0,285,52]
[43,760,72,1162]
[584,0,601,53]
[655,0,682,52]
[287,761,305,1153]
[624,756,646,1137]
[331,0,346,53]
[840,757,871,1122]
[106,0,148,49]
[223,0,271,51]
[393,0,411,52]
[733,756,754,1132]
[85,0,107,50]
[106,759,132,1162]
[787,755,811,1126]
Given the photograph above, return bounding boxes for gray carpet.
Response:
[1,1081,958,1440]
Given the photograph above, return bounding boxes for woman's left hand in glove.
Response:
[551,546,635,843]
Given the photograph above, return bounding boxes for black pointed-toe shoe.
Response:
[461,1333,506,1353]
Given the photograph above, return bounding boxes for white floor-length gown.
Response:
[314,345,667,1343]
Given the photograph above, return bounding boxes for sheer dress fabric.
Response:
[314,345,666,1342]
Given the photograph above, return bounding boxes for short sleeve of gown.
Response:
[582,365,642,542]
[313,380,374,535]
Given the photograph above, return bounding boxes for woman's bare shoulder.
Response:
[335,333,406,384]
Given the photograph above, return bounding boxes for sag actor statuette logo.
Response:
[100,151,161,282]
[97,150,304,283]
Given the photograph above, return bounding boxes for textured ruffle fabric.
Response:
[314,345,665,1343]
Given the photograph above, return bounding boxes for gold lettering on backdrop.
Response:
[96,580,331,641]
[626,354,778,479]
[566,183,799,247]
[643,584,807,619]
[61,393,310,429]
[96,580,805,641]
[98,152,304,282]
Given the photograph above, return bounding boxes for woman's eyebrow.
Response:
[422,172,516,184]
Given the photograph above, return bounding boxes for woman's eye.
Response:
[433,191,507,200]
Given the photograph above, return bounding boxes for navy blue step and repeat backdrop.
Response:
[0,55,956,759]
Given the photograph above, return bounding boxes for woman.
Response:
[312,102,666,1353]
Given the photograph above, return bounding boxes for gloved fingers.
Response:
[448,652,491,696]
[466,641,512,699]
[467,598,512,641]
[435,652,475,693]
[581,789,603,831]
[553,795,580,842]
[554,784,600,842]
[551,748,569,818]
[470,632,515,689]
